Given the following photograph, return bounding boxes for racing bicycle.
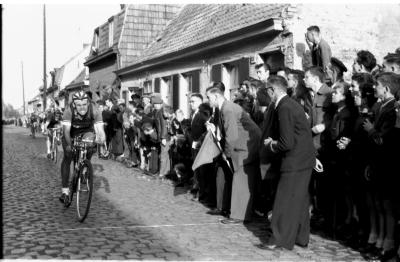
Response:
[64,135,96,222]
[48,126,62,163]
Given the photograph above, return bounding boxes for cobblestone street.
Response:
[2,126,365,260]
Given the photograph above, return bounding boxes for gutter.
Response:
[115,18,282,76]
[84,48,117,66]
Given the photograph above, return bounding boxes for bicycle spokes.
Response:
[76,160,93,222]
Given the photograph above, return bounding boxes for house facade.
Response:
[116,4,289,117]
[63,67,90,104]
[84,4,181,104]
[27,93,43,113]
[39,44,90,109]
[116,4,400,118]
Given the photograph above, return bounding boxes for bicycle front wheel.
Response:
[76,159,94,222]
[52,138,58,163]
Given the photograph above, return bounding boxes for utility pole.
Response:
[43,4,47,111]
[21,61,26,115]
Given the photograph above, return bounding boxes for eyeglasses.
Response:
[189,100,196,103]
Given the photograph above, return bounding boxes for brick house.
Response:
[116,4,400,117]
[84,4,181,104]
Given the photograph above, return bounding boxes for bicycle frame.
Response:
[48,127,62,145]
[72,138,93,169]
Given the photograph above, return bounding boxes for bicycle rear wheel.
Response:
[76,159,93,222]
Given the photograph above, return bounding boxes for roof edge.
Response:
[84,48,117,66]
[116,18,282,76]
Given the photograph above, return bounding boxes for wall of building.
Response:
[286,4,400,78]
[60,46,91,90]
[88,55,118,101]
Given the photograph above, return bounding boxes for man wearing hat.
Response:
[152,95,171,177]
[328,57,348,86]
[109,98,125,161]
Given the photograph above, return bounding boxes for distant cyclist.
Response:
[59,91,106,204]
[29,108,40,137]
[45,100,63,159]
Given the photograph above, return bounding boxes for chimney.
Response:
[120,4,126,10]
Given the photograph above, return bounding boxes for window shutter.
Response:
[211,64,222,82]
[172,75,179,110]
[238,58,250,84]
[154,78,160,93]
[192,71,200,93]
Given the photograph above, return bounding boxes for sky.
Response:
[2,4,122,109]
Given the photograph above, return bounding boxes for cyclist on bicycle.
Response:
[45,100,63,159]
[29,109,40,137]
[59,91,105,204]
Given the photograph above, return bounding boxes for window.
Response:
[185,70,200,93]
[143,80,152,94]
[108,20,114,47]
[94,29,99,50]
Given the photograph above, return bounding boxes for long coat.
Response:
[219,100,261,221]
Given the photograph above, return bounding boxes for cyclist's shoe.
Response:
[59,193,70,205]
[47,153,51,159]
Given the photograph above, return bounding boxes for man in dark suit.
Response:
[261,75,316,250]
[189,93,215,207]
[206,85,261,224]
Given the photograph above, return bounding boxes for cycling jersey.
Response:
[30,113,39,123]
[46,108,63,129]
[62,103,103,137]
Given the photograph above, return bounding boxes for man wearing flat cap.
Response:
[152,96,171,177]
[109,98,126,161]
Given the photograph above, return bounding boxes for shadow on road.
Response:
[93,175,111,193]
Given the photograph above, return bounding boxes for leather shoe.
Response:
[59,193,69,205]
[364,247,383,260]
[220,218,244,224]
[257,237,279,250]
[191,196,199,202]
[295,242,308,248]
[379,249,397,262]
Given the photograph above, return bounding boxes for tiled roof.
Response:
[119,4,182,68]
[131,4,287,65]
